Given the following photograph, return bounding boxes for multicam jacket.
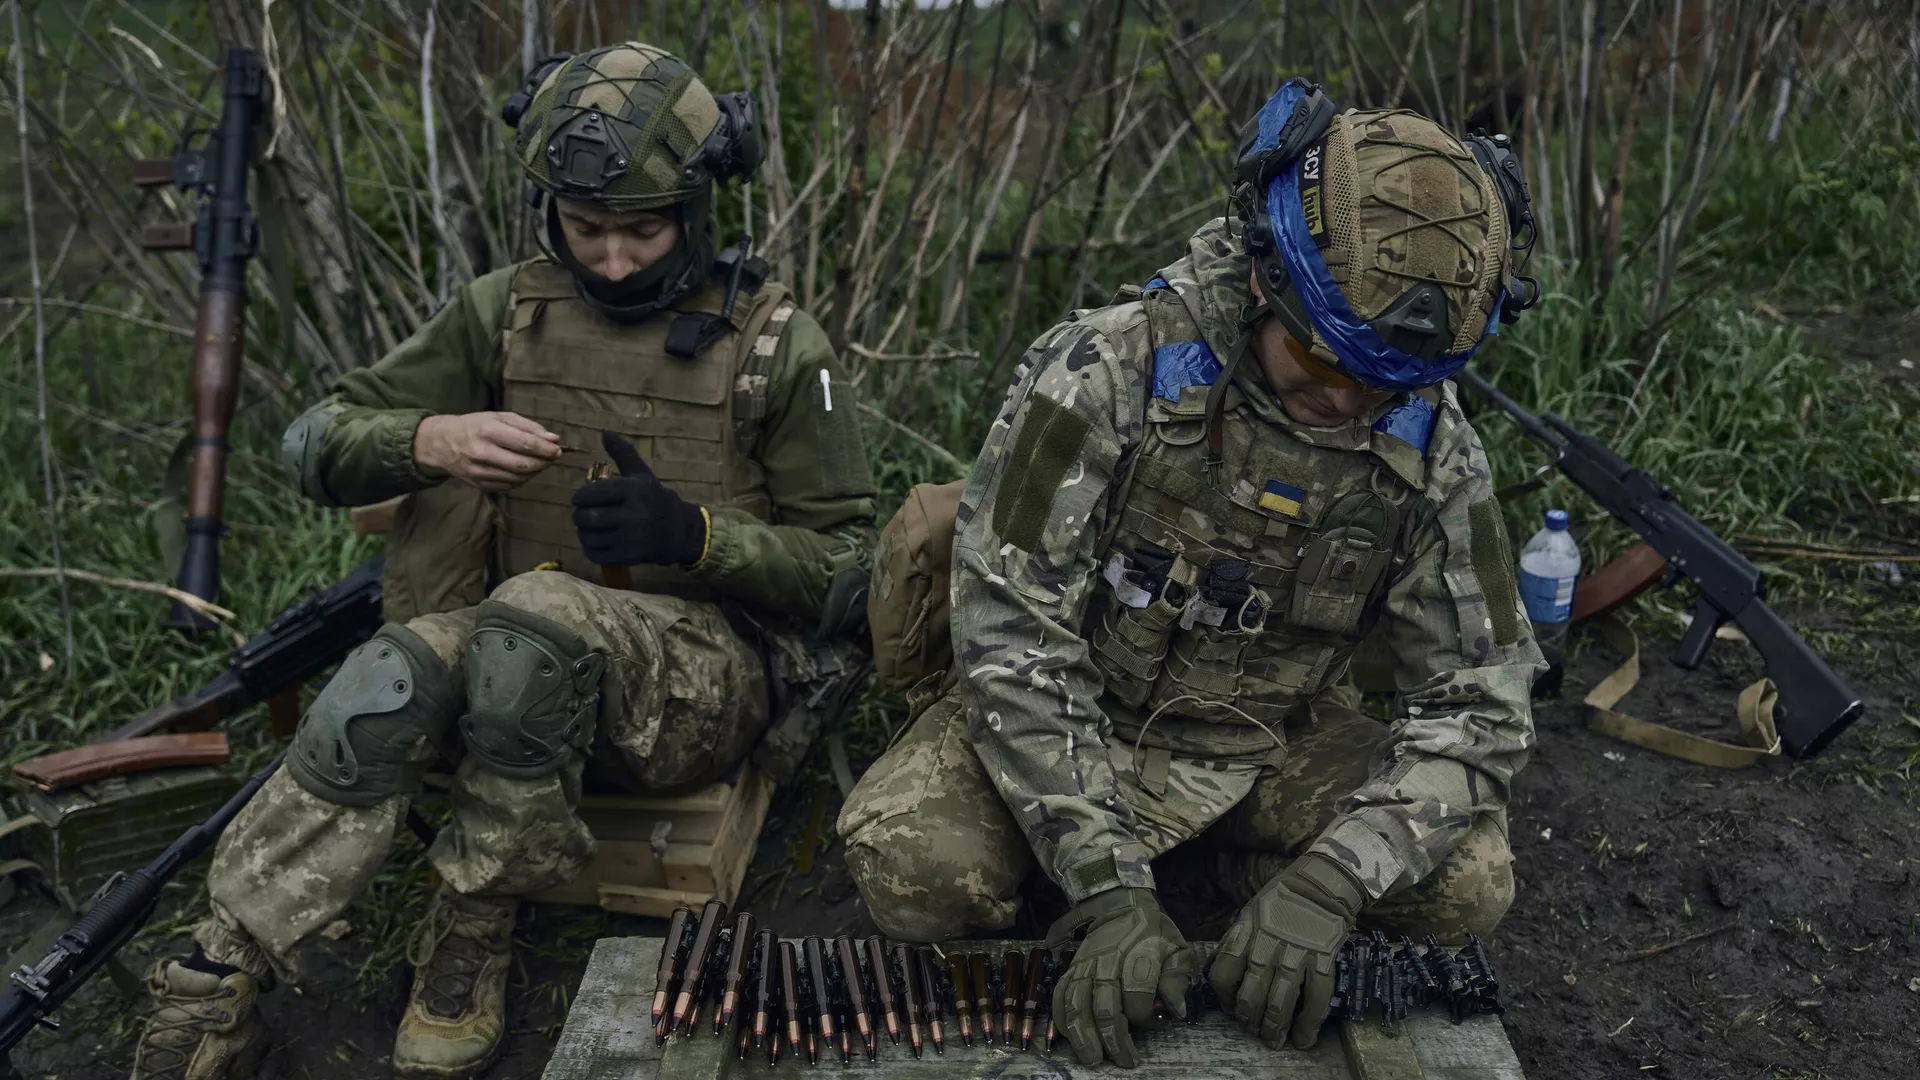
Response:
[289,257,875,623]
[953,218,1542,905]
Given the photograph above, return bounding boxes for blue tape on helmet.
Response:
[1247,83,1503,391]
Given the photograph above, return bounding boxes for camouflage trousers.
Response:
[194,571,770,981]
[838,686,1512,945]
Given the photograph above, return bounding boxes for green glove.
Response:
[1206,852,1365,1049]
[1045,887,1195,1068]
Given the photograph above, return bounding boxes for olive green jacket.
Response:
[288,263,876,622]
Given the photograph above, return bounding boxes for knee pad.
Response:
[459,599,606,779]
[289,624,454,806]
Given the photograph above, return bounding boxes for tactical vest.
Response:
[499,260,796,596]
[1084,283,1439,753]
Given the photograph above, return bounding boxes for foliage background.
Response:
[0,0,1917,1045]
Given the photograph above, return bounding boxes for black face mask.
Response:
[545,198,711,324]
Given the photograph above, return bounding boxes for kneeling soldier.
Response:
[132,43,873,1080]
[841,83,1542,1066]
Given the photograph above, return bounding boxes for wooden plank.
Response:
[1343,1020,1423,1080]
[597,883,720,919]
[709,767,773,908]
[545,938,1528,1080]
[577,783,733,814]
[525,767,763,910]
[1404,1010,1526,1080]
[349,495,404,536]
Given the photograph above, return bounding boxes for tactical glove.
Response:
[1046,887,1195,1069]
[570,430,709,568]
[1207,851,1364,1049]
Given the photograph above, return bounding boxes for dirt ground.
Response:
[6,609,1916,1080]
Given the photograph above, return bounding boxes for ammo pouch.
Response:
[1089,549,1196,708]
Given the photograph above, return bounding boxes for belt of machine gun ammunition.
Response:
[1326,931,1506,1027]
[653,900,1503,1066]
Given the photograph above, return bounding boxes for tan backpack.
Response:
[867,480,966,694]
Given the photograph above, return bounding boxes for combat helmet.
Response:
[1230,79,1539,391]
[502,42,762,322]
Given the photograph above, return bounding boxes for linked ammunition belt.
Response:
[651,900,1505,1067]
[1327,930,1505,1027]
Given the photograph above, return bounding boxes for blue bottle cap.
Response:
[1544,509,1570,531]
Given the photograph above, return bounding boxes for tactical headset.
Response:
[1230,79,1540,390]
[500,51,764,210]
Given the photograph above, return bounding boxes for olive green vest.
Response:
[1085,286,1438,754]
[499,260,796,595]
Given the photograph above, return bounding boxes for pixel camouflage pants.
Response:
[838,686,1513,944]
[193,571,770,980]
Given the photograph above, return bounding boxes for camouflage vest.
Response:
[1085,283,1438,751]
[499,260,796,595]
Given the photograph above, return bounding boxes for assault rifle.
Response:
[0,752,285,1054]
[105,555,385,742]
[132,47,265,632]
[1456,369,1863,758]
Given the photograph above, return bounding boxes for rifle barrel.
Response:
[1453,368,1564,450]
[0,751,284,1053]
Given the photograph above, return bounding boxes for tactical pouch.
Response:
[1285,492,1398,635]
[1089,548,1195,708]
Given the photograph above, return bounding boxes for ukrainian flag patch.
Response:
[1259,478,1308,517]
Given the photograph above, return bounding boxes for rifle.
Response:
[104,555,385,743]
[1456,368,1863,758]
[133,47,265,632]
[0,752,285,1054]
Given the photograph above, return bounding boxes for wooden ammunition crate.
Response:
[523,763,774,918]
[13,766,239,906]
[546,937,1526,1080]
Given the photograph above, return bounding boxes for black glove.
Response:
[570,429,709,567]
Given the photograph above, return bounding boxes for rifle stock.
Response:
[1455,368,1863,758]
[106,555,385,742]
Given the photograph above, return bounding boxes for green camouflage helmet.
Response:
[513,43,737,211]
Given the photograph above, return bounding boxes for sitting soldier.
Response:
[133,43,873,1080]
[841,82,1543,1067]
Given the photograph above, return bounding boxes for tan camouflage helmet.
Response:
[512,43,731,211]
[1237,80,1525,389]
[1318,106,1508,354]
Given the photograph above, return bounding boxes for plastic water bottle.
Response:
[1517,509,1580,651]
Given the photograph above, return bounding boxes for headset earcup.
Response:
[704,92,764,184]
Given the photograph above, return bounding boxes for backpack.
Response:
[866,480,966,694]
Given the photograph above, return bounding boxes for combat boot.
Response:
[131,957,269,1080]
[393,886,518,1078]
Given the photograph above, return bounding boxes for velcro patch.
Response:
[992,394,1091,553]
[1467,499,1520,647]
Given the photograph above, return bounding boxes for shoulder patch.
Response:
[1371,394,1435,457]
[1151,340,1220,403]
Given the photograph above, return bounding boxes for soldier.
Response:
[132,44,874,1080]
[840,81,1543,1067]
